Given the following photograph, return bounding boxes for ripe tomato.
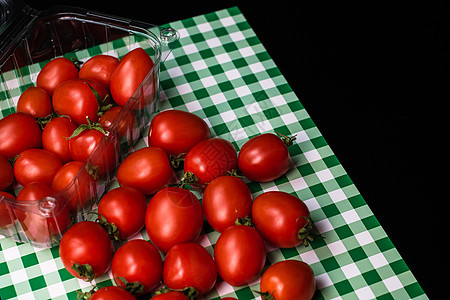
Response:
[238,133,294,182]
[16,86,52,118]
[36,57,78,96]
[111,239,162,295]
[202,176,253,233]
[98,106,138,139]
[110,47,154,106]
[163,242,217,296]
[59,221,113,281]
[151,291,189,300]
[183,138,238,185]
[0,155,13,191]
[89,286,135,300]
[214,225,266,287]
[42,116,77,164]
[252,191,313,248]
[0,191,16,229]
[13,149,63,186]
[98,186,147,239]
[259,260,316,300]
[0,112,42,159]
[145,187,203,253]
[148,109,211,156]
[79,54,119,88]
[117,147,175,195]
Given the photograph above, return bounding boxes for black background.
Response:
[21,0,448,298]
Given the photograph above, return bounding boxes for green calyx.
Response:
[116,276,145,295]
[72,263,95,282]
[93,212,120,241]
[66,116,106,140]
[235,215,254,227]
[275,131,297,147]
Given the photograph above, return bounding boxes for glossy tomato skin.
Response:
[59,221,113,280]
[163,242,217,296]
[214,225,266,287]
[79,54,119,88]
[252,191,311,248]
[184,138,238,185]
[42,116,77,164]
[0,191,16,228]
[14,149,63,186]
[0,155,13,191]
[90,286,135,300]
[16,86,52,118]
[36,57,78,96]
[145,187,203,253]
[260,260,316,300]
[117,147,175,195]
[238,133,292,182]
[151,292,189,300]
[111,239,163,295]
[0,112,42,159]
[202,176,253,233]
[148,109,211,156]
[98,186,147,239]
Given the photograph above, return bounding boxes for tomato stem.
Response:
[254,291,275,300]
[179,171,206,190]
[168,286,199,300]
[235,215,254,227]
[71,262,95,282]
[91,212,120,241]
[275,131,297,147]
[116,276,145,295]
[66,116,106,140]
[169,153,186,169]
[297,216,324,246]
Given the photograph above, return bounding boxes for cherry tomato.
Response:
[148,109,211,156]
[36,57,78,96]
[0,112,42,159]
[145,187,203,253]
[259,260,316,300]
[13,149,63,186]
[111,239,163,295]
[98,106,138,139]
[117,147,175,196]
[16,86,52,118]
[0,191,16,229]
[163,242,217,296]
[252,191,313,248]
[183,138,237,185]
[98,186,147,239]
[214,225,266,287]
[202,175,253,233]
[42,116,77,164]
[89,286,135,300]
[0,155,13,191]
[151,291,189,300]
[59,221,113,281]
[238,133,293,182]
[79,54,119,88]
[110,47,154,106]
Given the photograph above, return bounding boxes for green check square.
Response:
[22,252,39,268]
[29,275,46,291]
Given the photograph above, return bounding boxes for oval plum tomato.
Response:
[14,149,63,186]
[151,291,189,300]
[202,176,253,233]
[111,239,162,295]
[0,155,13,191]
[117,147,175,195]
[252,191,314,248]
[98,106,138,139]
[36,57,78,96]
[16,86,52,118]
[79,54,119,88]
[145,187,203,253]
[42,116,77,164]
[148,109,211,156]
[97,186,147,239]
[214,225,266,287]
[163,243,217,296]
[183,138,237,186]
[89,286,135,300]
[59,221,113,281]
[238,133,295,182]
[0,191,16,229]
[0,112,42,159]
[110,47,154,106]
[259,260,316,300]
[16,183,70,245]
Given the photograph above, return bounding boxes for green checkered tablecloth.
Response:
[0,6,427,300]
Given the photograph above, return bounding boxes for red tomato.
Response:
[214,225,266,287]
[90,286,135,300]
[252,191,313,248]
[13,149,63,186]
[238,133,293,182]
[148,109,211,156]
[183,138,238,185]
[163,242,217,296]
[16,183,70,245]
[117,147,175,195]
[0,155,13,190]
[110,48,154,106]
[111,239,163,295]
[59,221,113,281]
[98,186,147,239]
[42,116,77,164]
[0,112,42,159]
[145,187,203,253]
[151,291,189,300]
[202,176,253,233]
[0,191,16,229]
[98,106,138,139]
[79,54,119,88]
[16,86,52,118]
[36,57,78,96]
[259,260,316,300]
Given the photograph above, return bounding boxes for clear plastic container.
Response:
[0,0,179,247]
